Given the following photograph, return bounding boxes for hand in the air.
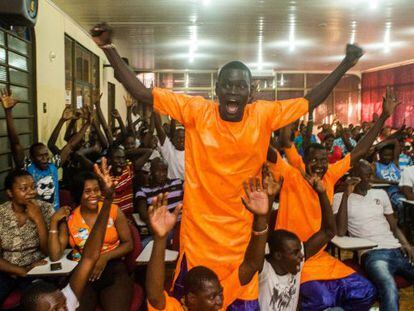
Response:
[0,88,17,110]
[90,23,113,47]
[61,105,75,121]
[262,164,283,197]
[93,157,115,197]
[344,44,364,67]
[124,94,135,108]
[382,86,400,118]
[148,193,182,239]
[111,109,121,119]
[242,176,269,216]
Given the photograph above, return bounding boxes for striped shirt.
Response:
[112,165,134,220]
[135,179,184,219]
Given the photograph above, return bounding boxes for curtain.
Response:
[361,63,414,128]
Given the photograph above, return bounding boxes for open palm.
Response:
[242,176,269,216]
[149,193,182,239]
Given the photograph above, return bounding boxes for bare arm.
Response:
[401,186,414,200]
[60,121,90,165]
[385,213,414,263]
[170,119,177,140]
[94,95,113,145]
[136,198,150,226]
[305,44,363,111]
[48,206,71,261]
[91,24,153,106]
[64,119,78,142]
[302,119,314,154]
[47,119,66,155]
[335,192,350,237]
[153,111,166,145]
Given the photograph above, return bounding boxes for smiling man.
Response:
[91,22,363,309]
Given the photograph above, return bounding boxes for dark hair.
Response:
[4,169,32,190]
[323,133,335,141]
[217,61,252,82]
[71,171,100,204]
[150,157,168,171]
[29,143,46,158]
[183,266,219,295]
[107,145,124,159]
[379,144,394,153]
[304,143,326,160]
[21,280,58,311]
[268,229,300,254]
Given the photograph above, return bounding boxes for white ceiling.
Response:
[52,0,414,72]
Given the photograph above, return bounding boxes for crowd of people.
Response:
[0,22,413,311]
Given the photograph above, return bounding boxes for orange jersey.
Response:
[271,147,354,283]
[148,268,242,311]
[153,87,308,301]
[67,202,120,260]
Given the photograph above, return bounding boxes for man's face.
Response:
[379,148,394,165]
[35,290,67,311]
[188,280,224,311]
[32,145,50,170]
[274,238,304,275]
[324,137,334,150]
[343,128,352,140]
[215,68,251,122]
[123,136,136,151]
[172,129,185,151]
[7,175,37,205]
[305,149,329,178]
[111,149,126,175]
[354,161,373,191]
[151,163,168,185]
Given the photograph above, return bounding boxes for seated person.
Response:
[48,163,133,311]
[259,175,337,310]
[0,170,53,304]
[333,126,357,156]
[334,160,414,311]
[399,165,414,200]
[135,157,184,246]
[146,176,269,311]
[322,133,343,164]
[21,159,116,311]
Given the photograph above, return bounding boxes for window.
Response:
[65,35,99,109]
[0,27,36,193]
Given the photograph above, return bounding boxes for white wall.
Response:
[34,0,128,146]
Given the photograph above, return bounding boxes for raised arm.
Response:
[146,193,182,309]
[48,105,75,155]
[69,158,115,299]
[1,89,25,168]
[350,86,400,165]
[238,176,272,285]
[93,93,113,145]
[64,118,78,142]
[111,109,128,139]
[305,44,363,111]
[335,177,360,236]
[169,119,177,140]
[91,24,153,106]
[60,119,91,165]
[153,111,167,145]
[304,175,336,259]
[302,117,314,154]
[48,206,71,261]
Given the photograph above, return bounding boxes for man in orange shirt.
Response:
[268,87,399,310]
[91,22,363,309]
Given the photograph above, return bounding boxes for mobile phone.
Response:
[50,262,62,271]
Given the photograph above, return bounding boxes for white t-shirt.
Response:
[61,284,79,311]
[158,137,185,180]
[333,190,401,251]
[399,165,414,189]
[141,149,162,172]
[259,245,304,311]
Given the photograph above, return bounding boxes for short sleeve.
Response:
[152,88,205,127]
[378,190,393,215]
[399,168,414,187]
[147,292,184,311]
[61,284,79,311]
[327,154,351,183]
[135,188,148,200]
[266,98,309,131]
[332,193,344,214]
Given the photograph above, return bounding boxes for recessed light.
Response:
[318,22,327,28]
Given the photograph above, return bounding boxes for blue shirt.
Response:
[294,135,318,157]
[333,137,357,155]
[375,162,401,196]
[26,163,60,211]
[399,153,413,169]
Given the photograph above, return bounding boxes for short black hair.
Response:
[21,280,58,311]
[150,157,168,171]
[323,133,335,141]
[107,145,124,159]
[268,229,300,254]
[29,142,46,158]
[304,143,326,160]
[4,169,32,190]
[217,61,252,82]
[379,144,394,153]
[183,266,219,295]
[71,171,100,204]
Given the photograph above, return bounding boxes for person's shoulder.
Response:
[0,201,11,214]
[369,188,388,199]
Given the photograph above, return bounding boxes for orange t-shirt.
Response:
[67,202,120,260]
[153,87,309,300]
[271,147,354,283]
[147,268,242,311]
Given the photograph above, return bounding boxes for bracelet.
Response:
[252,225,268,236]
[49,230,58,234]
[100,43,116,50]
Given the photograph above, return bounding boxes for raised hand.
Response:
[92,91,103,107]
[242,176,269,216]
[111,109,121,119]
[345,176,361,195]
[262,164,283,197]
[124,94,135,108]
[80,104,94,124]
[344,44,364,67]
[148,193,182,239]
[93,157,115,197]
[90,23,113,47]
[0,88,17,110]
[382,86,400,118]
[61,104,75,121]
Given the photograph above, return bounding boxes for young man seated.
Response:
[20,159,116,311]
[334,160,414,311]
[146,175,273,311]
[259,175,336,310]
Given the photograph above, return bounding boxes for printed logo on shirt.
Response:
[36,175,55,204]
[269,277,297,310]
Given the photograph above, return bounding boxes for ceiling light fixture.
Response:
[383,21,391,53]
[350,21,357,44]
[188,24,198,63]
[202,0,211,5]
[257,17,264,70]
[289,14,296,52]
